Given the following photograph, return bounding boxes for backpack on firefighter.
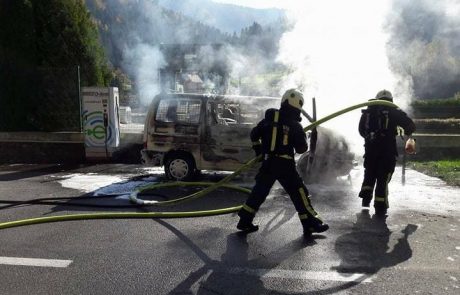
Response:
[360,89,395,142]
[360,102,391,142]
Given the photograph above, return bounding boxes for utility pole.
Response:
[77,65,82,132]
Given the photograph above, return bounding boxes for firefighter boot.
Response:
[358,190,372,208]
[374,203,387,216]
[237,218,259,233]
[237,210,259,233]
[302,218,329,237]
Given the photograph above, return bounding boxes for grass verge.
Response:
[408,160,460,186]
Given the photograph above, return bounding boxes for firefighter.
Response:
[236,89,329,237]
[358,89,416,215]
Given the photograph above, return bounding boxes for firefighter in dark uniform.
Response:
[358,89,416,215]
[237,89,329,236]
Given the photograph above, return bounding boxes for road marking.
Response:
[228,268,374,283]
[0,256,72,268]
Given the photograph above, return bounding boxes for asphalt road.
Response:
[0,163,459,295]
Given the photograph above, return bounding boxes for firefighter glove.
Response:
[253,145,262,157]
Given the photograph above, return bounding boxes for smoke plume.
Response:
[123,44,165,104]
[275,0,459,153]
[88,0,286,105]
[276,1,404,153]
[385,0,460,99]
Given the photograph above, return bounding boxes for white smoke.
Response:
[275,0,413,154]
[385,0,460,99]
[123,44,165,106]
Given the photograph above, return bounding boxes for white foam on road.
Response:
[56,168,460,215]
[227,267,374,283]
[345,167,460,215]
[58,173,126,193]
[57,169,164,195]
[0,256,72,268]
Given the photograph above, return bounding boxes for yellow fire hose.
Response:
[0,100,398,230]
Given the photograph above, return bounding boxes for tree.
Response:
[0,0,38,131]
[0,0,111,131]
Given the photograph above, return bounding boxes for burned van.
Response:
[141,92,356,182]
[141,93,279,180]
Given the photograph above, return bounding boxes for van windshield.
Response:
[155,98,201,124]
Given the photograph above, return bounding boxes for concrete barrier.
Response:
[414,119,460,134]
[414,133,460,147]
[412,105,460,119]
[0,132,84,143]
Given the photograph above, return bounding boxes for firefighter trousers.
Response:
[359,153,396,209]
[238,157,323,227]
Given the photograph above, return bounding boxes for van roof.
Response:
[156,92,279,103]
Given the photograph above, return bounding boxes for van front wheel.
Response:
[165,155,196,181]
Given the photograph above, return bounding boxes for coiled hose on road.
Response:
[0,100,398,230]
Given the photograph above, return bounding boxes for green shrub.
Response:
[411,94,460,107]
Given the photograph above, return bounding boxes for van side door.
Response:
[201,100,257,171]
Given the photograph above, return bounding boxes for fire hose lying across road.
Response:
[0,100,398,230]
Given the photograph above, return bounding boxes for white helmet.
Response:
[375,89,393,101]
[281,89,304,110]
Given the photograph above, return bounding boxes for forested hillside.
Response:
[84,0,287,71]
[157,0,285,34]
[85,0,231,69]
[84,0,289,100]
[0,0,288,131]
